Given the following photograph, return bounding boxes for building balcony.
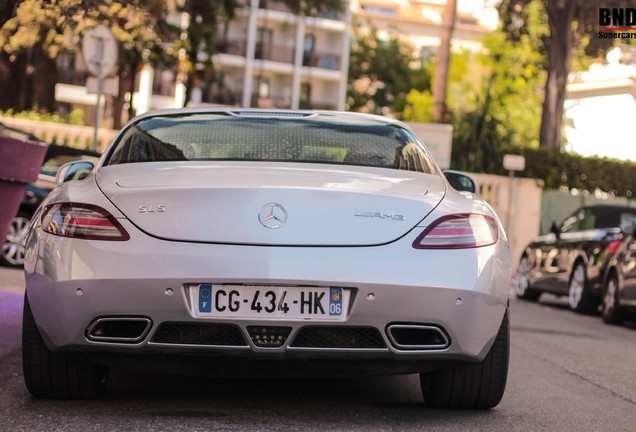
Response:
[299,101,337,110]
[216,39,247,57]
[258,0,343,20]
[203,88,243,106]
[251,93,291,109]
[303,51,340,70]
[203,86,298,109]
[216,38,295,64]
[216,38,340,71]
[255,43,295,64]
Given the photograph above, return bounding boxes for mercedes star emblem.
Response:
[258,203,288,229]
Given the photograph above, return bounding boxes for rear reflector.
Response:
[41,203,129,241]
[413,214,498,249]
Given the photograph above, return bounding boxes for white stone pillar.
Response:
[242,0,259,107]
[337,0,352,111]
[135,63,154,115]
[174,79,187,108]
[291,17,305,110]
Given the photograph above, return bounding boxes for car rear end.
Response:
[23,110,511,407]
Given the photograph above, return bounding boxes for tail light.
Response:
[41,203,130,241]
[412,214,498,249]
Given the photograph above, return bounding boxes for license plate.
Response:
[193,285,349,320]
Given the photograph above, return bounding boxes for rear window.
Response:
[105,114,438,174]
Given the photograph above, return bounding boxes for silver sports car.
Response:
[23,109,511,409]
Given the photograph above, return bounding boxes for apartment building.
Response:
[351,0,497,55]
[54,0,495,121]
[55,0,351,118]
[209,0,351,110]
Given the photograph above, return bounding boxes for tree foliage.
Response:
[499,0,629,151]
[0,0,172,120]
[466,144,636,198]
[347,24,431,115]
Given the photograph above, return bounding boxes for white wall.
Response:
[472,173,544,269]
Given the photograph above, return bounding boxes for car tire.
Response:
[420,308,509,409]
[514,254,541,301]
[567,262,598,314]
[602,273,625,325]
[0,212,31,267]
[22,295,108,399]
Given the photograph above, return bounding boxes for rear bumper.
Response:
[25,220,511,371]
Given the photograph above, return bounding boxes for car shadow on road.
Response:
[80,368,504,427]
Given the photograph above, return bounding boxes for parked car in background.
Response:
[514,205,636,313]
[22,109,511,409]
[601,221,636,325]
[0,141,100,267]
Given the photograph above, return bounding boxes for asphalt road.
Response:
[1,266,636,431]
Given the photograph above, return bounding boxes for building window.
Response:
[255,27,273,60]
[303,34,315,67]
[361,5,396,15]
[300,82,312,109]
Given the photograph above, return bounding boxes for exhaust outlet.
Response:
[386,324,450,350]
[86,317,152,343]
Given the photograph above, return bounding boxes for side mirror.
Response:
[55,160,95,186]
[550,221,561,238]
[443,170,478,194]
[620,221,635,236]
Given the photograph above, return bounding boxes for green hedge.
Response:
[451,146,636,198]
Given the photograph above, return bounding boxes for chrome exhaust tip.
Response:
[86,317,152,344]
[386,324,450,350]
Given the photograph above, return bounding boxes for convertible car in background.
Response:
[22,109,511,409]
[514,205,636,315]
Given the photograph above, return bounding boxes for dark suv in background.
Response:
[514,205,636,314]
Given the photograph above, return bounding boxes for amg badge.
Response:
[355,211,405,221]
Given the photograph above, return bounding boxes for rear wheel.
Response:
[22,295,108,399]
[420,308,509,409]
[602,273,625,325]
[514,255,541,301]
[567,263,598,314]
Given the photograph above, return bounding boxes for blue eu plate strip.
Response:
[199,284,212,313]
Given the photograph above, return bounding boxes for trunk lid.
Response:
[96,162,446,246]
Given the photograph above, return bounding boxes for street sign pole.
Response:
[82,25,118,152]
[92,79,103,152]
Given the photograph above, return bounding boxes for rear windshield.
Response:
[105,114,438,174]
